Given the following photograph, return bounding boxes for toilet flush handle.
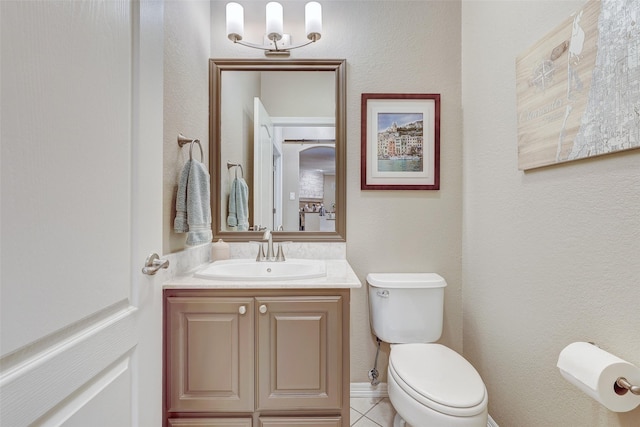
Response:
[376,289,389,298]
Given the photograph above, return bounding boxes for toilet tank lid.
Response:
[367,273,447,289]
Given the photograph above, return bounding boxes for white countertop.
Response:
[163,259,362,289]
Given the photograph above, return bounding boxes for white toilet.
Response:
[367,273,488,427]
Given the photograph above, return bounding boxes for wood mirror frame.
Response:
[210,58,346,242]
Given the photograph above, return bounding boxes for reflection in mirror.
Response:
[297,144,336,232]
[210,59,346,242]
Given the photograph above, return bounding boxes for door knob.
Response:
[239,305,247,315]
[259,304,268,314]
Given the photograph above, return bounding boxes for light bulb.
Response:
[266,2,283,41]
[305,2,322,41]
[226,2,244,41]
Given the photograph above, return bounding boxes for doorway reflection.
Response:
[297,146,336,232]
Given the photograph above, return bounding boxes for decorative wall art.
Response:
[516,0,640,170]
[361,93,440,190]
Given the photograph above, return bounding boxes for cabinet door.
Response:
[256,296,342,411]
[168,418,252,427]
[167,297,254,412]
[259,416,341,427]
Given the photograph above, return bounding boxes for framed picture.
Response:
[361,93,440,190]
[515,0,640,170]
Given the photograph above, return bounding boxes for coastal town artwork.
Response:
[361,93,440,190]
[376,113,424,172]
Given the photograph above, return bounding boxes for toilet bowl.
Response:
[367,273,488,427]
[387,343,488,427]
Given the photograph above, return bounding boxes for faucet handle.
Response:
[256,243,266,261]
[274,241,292,262]
[275,243,286,262]
[249,241,267,261]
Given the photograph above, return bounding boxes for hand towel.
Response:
[174,160,191,233]
[235,177,249,231]
[227,177,239,228]
[185,159,213,245]
[227,177,249,231]
[174,159,213,246]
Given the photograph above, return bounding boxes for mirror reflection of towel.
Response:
[227,177,249,231]
[174,159,212,246]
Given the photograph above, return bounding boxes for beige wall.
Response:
[163,0,211,253]
[334,0,465,383]
[208,0,463,384]
[462,1,640,426]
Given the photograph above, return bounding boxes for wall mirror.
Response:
[210,59,346,242]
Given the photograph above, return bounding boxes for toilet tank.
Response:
[367,273,447,343]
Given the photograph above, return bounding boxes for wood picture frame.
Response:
[361,93,440,190]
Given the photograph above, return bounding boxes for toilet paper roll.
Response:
[557,342,640,412]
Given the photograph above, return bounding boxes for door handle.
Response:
[142,253,169,275]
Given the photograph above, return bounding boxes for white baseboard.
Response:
[350,382,498,427]
[350,382,388,398]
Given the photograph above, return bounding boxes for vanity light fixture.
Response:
[226,1,322,57]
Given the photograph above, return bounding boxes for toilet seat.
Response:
[388,343,487,418]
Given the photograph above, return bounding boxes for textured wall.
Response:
[462,1,640,425]
[163,0,211,253]
[338,0,464,384]
[209,0,463,384]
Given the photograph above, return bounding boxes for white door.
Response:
[273,145,283,230]
[0,1,164,426]
[254,97,275,230]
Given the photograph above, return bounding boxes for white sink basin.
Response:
[195,258,327,281]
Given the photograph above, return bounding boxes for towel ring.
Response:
[189,140,204,162]
[177,133,204,162]
[227,161,244,178]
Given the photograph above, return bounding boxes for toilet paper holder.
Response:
[587,342,640,396]
[616,377,640,396]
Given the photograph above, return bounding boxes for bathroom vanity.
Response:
[163,259,360,427]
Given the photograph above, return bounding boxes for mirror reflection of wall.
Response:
[220,70,335,232]
[220,71,258,231]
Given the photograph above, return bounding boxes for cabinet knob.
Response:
[238,305,247,315]
[259,304,268,314]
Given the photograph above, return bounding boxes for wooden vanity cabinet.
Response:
[164,288,350,427]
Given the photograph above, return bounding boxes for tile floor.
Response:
[350,397,396,427]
